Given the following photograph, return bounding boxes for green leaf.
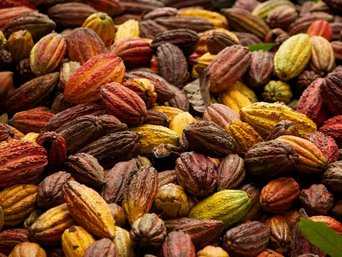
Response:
[247,43,275,52]
[298,218,342,257]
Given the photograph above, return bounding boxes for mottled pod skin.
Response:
[217,154,246,190]
[83,238,116,257]
[8,242,46,257]
[320,115,342,148]
[30,32,66,76]
[162,231,196,257]
[0,228,29,255]
[321,69,342,116]
[265,215,291,254]
[203,103,240,128]
[7,30,34,62]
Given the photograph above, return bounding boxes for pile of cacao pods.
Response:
[0,0,342,256]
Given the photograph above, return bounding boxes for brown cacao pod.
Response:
[140,19,168,40]
[155,16,213,32]
[175,151,217,197]
[319,115,342,148]
[0,140,48,187]
[63,180,116,238]
[223,221,270,257]
[37,171,73,209]
[0,229,29,255]
[8,242,46,257]
[122,166,158,224]
[265,215,291,254]
[240,184,262,221]
[309,36,335,76]
[322,70,342,116]
[143,7,178,20]
[3,72,59,114]
[217,154,245,190]
[260,177,300,213]
[266,120,299,141]
[84,0,123,16]
[0,7,37,31]
[207,31,240,55]
[322,160,342,192]
[296,70,321,95]
[7,30,34,63]
[162,230,196,257]
[83,238,116,257]
[108,203,126,228]
[203,103,240,129]
[267,6,298,30]
[157,170,177,187]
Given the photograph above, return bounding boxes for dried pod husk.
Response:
[8,242,46,257]
[265,215,291,254]
[266,120,300,141]
[102,159,139,204]
[203,103,240,128]
[244,140,299,180]
[156,43,190,88]
[3,72,59,114]
[65,27,106,65]
[65,153,105,187]
[162,230,196,257]
[321,69,342,116]
[182,120,236,157]
[262,81,293,104]
[223,221,270,257]
[207,31,240,55]
[42,103,106,132]
[82,12,115,47]
[47,3,96,28]
[3,12,56,41]
[309,36,335,76]
[152,29,199,56]
[165,217,223,249]
[63,180,115,238]
[64,53,125,104]
[305,131,339,164]
[0,140,48,187]
[61,226,95,257]
[155,16,213,32]
[8,109,54,134]
[83,238,115,257]
[122,166,158,224]
[207,45,251,94]
[7,30,34,62]
[266,6,298,30]
[0,184,37,227]
[0,229,29,255]
[108,203,126,227]
[275,135,328,174]
[153,183,190,219]
[245,50,273,89]
[28,203,74,245]
[30,32,66,76]
[217,154,246,190]
[322,160,342,192]
[111,37,153,68]
[37,171,73,209]
[175,152,217,197]
[240,183,262,221]
[299,184,334,216]
[36,131,67,168]
[130,213,166,251]
[260,177,300,213]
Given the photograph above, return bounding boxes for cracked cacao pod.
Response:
[7,30,34,62]
[0,229,29,255]
[265,215,291,254]
[61,226,95,257]
[153,183,190,219]
[217,154,245,190]
[299,184,334,216]
[162,230,196,257]
[305,131,339,164]
[260,177,300,213]
[319,115,342,147]
[309,36,335,76]
[83,238,116,257]
[165,217,223,249]
[175,151,217,197]
[321,69,342,116]
[240,102,317,138]
[296,78,328,127]
[9,109,54,134]
[223,221,270,257]
[37,171,73,209]
[3,72,59,114]
[275,135,327,174]
[308,20,333,41]
[182,120,235,157]
[63,180,115,238]
[30,32,66,76]
[122,166,158,224]
[64,53,125,104]
[203,103,240,128]
[0,184,37,227]
[8,242,46,257]
[0,140,48,187]
[28,203,74,245]
[207,45,251,93]
[101,82,147,126]
[322,160,342,192]
[244,140,299,180]
[130,213,166,251]
[65,153,105,187]
[65,27,106,65]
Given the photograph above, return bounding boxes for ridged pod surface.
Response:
[309,36,335,76]
[274,33,312,81]
[217,154,246,190]
[83,238,116,257]
[8,242,46,257]
[203,103,240,128]
[0,7,37,31]
[240,102,317,138]
[155,16,214,32]
[0,140,47,187]
[162,231,196,257]
[115,19,140,41]
[63,181,116,238]
[30,32,66,76]
[308,20,333,41]
[61,226,95,257]
[251,0,294,19]
[246,51,274,89]
[197,245,229,257]
[261,81,292,104]
[7,30,34,62]
[321,69,342,115]
[178,8,228,29]
[112,226,136,257]
[0,229,29,255]
[319,115,342,147]
[64,53,125,104]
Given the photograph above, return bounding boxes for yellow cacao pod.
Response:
[169,112,196,136]
[115,19,140,41]
[61,226,95,257]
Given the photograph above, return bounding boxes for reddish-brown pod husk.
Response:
[162,230,196,257]
[0,7,37,31]
[83,238,116,257]
[308,20,333,41]
[217,154,246,190]
[265,215,291,254]
[321,69,342,116]
[322,160,342,193]
[203,103,240,128]
[0,229,29,255]
[319,115,342,148]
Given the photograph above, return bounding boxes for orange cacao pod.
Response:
[8,242,46,257]
[308,20,333,41]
